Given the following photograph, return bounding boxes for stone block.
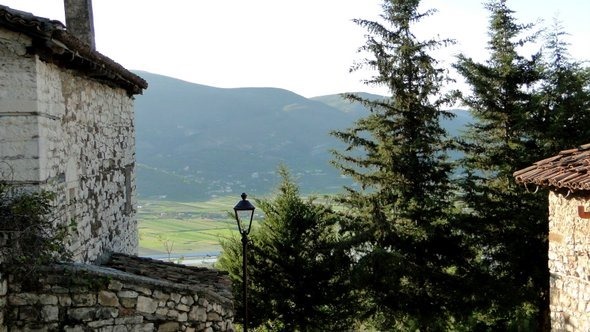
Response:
[72,293,96,306]
[117,290,138,298]
[157,322,180,332]
[180,295,194,306]
[155,307,169,316]
[96,307,119,319]
[98,290,120,307]
[189,307,207,322]
[207,312,221,322]
[120,297,137,308]
[41,305,59,322]
[129,323,154,332]
[87,318,114,328]
[170,293,181,303]
[136,296,158,314]
[108,280,124,291]
[129,285,152,295]
[176,303,190,312]
[38,294,58,305]
[153,290,169,301]
[171,310,185,320]
[9,292,39,305]
[68,307,96,321]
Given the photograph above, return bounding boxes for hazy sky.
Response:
[1,0,588,97]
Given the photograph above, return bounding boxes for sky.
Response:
[1,0,588,98]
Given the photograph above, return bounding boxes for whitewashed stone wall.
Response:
[0,26,138,263]
[0,29,40,183]
[548,191,590,331]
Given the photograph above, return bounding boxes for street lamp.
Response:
[233,192,255,332]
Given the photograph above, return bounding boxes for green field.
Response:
[138,194,338,258]
[137,197,251,257]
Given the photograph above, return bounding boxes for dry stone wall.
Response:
[0,25,138,263]
[548,191,590,331]
[2,255,234,331]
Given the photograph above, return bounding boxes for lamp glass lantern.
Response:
[233,193,255,235]
[233,192,255,332]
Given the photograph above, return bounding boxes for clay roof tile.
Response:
[0,5,147,95]
[514,144,590,192]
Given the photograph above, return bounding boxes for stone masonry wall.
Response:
[0,28,40,183]
[2,256,234,332]
[548,191,590,331]
[0,25,138,263]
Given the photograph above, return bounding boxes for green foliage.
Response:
[217,166,358,331]
[0,184,73,283]
[533,18,590,154]
[330,0,471,329]
[453,0,549,329]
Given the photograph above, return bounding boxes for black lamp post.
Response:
[233,192,255,332]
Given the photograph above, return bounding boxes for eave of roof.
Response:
[0,5,147,96]
[514,143,590,192]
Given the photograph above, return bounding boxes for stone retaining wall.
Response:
[1,254,234,331]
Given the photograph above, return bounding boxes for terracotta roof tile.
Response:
[514,144,590,191]
[0,5,147,95]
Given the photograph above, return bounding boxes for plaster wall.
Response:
[548,191,590,331]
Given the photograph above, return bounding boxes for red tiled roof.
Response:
[514,143,590,191]
[0,5,147,95]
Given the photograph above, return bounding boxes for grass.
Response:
[137,194,339,257]
[137,196,246,256]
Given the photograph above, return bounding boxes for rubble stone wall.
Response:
[3,262,234,332]
[0,25,138,263]
[548,191,590,331]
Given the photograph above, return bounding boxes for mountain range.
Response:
[134,71,471,201]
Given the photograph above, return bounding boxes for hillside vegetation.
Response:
[134,71,471,201]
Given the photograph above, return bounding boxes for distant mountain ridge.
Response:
[134,71,471,201]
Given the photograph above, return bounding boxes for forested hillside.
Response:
[134,71,470,200]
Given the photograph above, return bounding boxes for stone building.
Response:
[0,2,234,330]
[0,2,145,263]
[515,143,590,331]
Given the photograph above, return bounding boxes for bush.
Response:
[0,184,73,282]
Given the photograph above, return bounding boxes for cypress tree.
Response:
[331,0,468,329]
[453,0,548,329]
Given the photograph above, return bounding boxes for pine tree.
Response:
[217,166,357,331]
[533,19,590,154]
[453,0,549,329]
[330,0,469,329]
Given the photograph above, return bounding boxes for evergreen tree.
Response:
[330,0,469,329]
[217,166,357,331]
[533,19,590,154]
[453,0,549,329]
